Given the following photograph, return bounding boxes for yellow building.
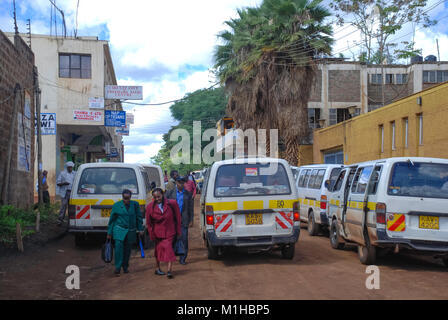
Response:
[312,81,448,165]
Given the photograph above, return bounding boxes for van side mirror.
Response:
[324,179,331,190]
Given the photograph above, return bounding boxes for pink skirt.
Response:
[154,236,176,262]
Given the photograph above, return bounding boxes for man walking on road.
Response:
[166,176,193,265]
[56,161,76,225]
[166,170,179,191]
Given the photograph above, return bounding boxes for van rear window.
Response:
[77,168,139,195]
[214,163,291,197]
[388,162,448,199]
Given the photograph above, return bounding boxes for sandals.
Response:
[167,271,173,279]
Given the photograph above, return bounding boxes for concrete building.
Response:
[0,31,35,207]
[307,58,448,130]
[6,33,124,201]
[311,81,448,165]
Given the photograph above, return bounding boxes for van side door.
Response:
[297,169,311,222]
[345,166,374,244]
[364,164,383,242]
[328,168,348,231]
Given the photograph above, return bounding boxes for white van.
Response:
[327,157,448,266]
[296,164,343,236]
[68,163,150,246]
[200,157,300,259]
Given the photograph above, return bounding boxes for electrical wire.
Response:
[217,0,447,68]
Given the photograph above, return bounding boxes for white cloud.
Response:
[414,29,448,60]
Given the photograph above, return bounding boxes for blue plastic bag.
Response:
[101,239,113,263]
[174,239,185,256]
[138,238,145,258]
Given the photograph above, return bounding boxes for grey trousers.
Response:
[58,190,71,220]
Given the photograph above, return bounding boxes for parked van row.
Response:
[68,163,164,246]
[294,157,448,266]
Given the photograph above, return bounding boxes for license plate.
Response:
[419,215,439,230]
[101,209,112,218]
[246,213,263,225]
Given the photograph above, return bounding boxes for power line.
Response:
[218,0,446,68]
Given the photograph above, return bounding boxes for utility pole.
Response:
[13,0,18,35]
[34,67,43,205]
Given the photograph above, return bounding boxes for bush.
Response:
[0,204,58,245]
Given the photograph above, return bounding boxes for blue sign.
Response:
[104,110,126,127]
[107,147,119,158]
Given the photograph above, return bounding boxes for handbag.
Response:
[174,238,185,256]
[101,239,114,263]
[167,200,185,257]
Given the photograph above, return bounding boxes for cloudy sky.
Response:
[1,0,447,163]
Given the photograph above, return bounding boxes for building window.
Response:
[418,114,423,145]
[385,74,394,84]
[391,121,396,150]
[379,125,384,153]
[371,74,382,84]
[396,74,408,84]
[324,150,344,164]
[403,118,408,148]
[329,108,351,126]
[423,71,436,83]
[308,108,321,129]
[437,71,448,83]
[59,53,92,79]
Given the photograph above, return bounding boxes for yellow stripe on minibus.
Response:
[243,200,264,210]
[69,199,99,206]
[206,202,238,212]
[269,200,295,209]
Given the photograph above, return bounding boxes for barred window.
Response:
[59,54,92,79]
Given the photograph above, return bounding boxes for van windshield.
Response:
[77,167,139,195]
[214,163,291,197]
[388,162,448,199]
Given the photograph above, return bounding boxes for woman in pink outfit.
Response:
[146,188,181,279]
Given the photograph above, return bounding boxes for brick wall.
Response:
[328,70,360,102]
[0,30,35,208]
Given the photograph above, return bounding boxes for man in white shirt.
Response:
[57,161,76,225]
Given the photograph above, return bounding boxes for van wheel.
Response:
[281,244,295,260]
[358,244,376,265]
[74,233,86,247]
[330,219,345,250]
[207,242,219,260]
[307,212,320,236]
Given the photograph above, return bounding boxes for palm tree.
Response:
[214,0,333,165]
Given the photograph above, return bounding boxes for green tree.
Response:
[151,87,228,174]
[329,0,437,64]
[214,0,334,165]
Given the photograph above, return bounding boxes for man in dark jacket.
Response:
[166,176,193,265]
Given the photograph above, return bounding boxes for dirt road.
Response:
[1,199,447,300]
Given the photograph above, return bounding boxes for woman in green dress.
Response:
[107,189,144,276]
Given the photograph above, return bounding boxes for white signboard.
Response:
[73,110,103,122]
[126,113,134,125]
[115,125,130,136]
[89,97,104,109]
[105,85,143,100]
[35,113,56,135]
